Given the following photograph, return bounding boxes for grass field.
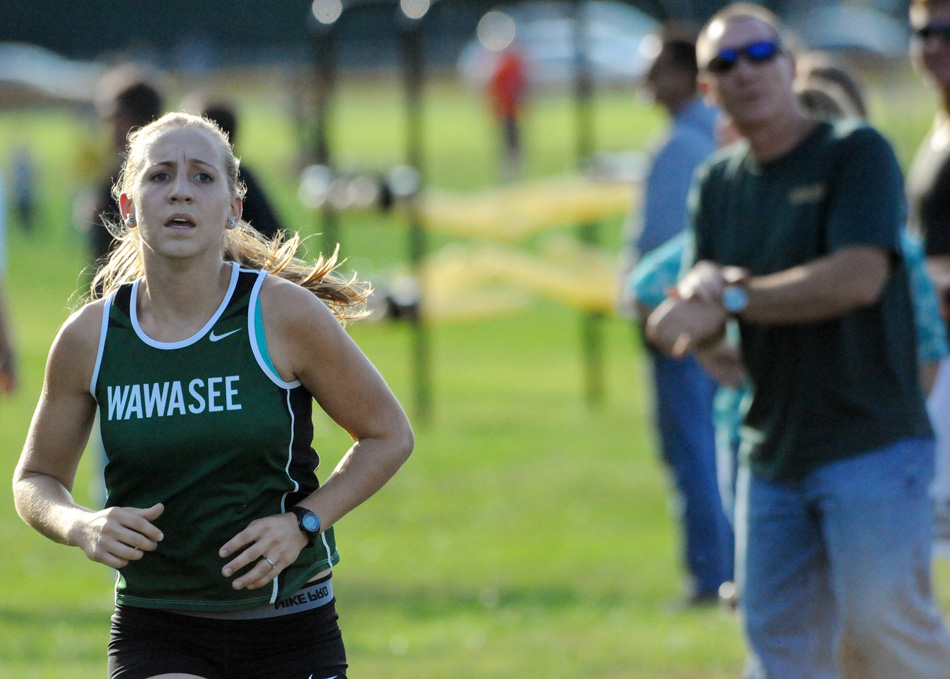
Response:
[1,67,949,678]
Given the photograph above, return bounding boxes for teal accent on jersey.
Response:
[254,294,279,376]
[92,262,339,611]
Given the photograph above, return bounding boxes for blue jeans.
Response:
[650,349,734,595]
[736,438,950,679]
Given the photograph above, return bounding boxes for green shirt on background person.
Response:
[689,119,933,482]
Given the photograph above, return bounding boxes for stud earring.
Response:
[227,218,236,227]
[126,215,136,227]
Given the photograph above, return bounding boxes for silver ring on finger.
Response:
[263,556,276,570]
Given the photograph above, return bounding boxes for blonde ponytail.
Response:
[223,223,370,323]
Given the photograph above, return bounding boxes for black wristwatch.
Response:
[290,507,321,546]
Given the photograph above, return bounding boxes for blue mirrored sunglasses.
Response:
[915,23,950,41]
[706,40,781,75]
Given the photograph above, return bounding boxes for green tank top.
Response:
[92,262,339,611]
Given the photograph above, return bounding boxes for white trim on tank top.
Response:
[129,262,240,350]
[247,268,302,389]
[89,292,115,394]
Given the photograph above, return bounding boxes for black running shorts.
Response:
[108,596,347,679]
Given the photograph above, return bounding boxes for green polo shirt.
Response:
[690,119,932,481]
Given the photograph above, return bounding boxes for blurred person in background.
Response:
[794,51,868,120]
[631,55,950,623]
[11,144,37,234]
[908,0,950,555]
[647,4,950,677]
[621,26,733,608]
[488,45,527,182]
[13,112,413,679]
[0,166,17,393]
[80,66,163,272]
[198,100,286,241]
[0,278,17,394]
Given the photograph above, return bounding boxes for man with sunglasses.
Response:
[908,0,950,558]
[647,3,950,678]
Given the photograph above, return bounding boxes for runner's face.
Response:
[124,126,241,261]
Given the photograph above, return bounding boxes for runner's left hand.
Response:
[219,513,307,590]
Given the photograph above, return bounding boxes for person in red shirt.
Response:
[489,47,527,181]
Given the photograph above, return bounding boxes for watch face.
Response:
[302,513,320,533]
[722,286,748,313]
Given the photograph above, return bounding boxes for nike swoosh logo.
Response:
[209,328,242,342]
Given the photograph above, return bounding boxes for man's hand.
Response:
[646,297,728,357]
[678,260,750,302]
[695,340,747,388]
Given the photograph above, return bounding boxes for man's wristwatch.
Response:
[721,285,749,315]
[290,507,322,547]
